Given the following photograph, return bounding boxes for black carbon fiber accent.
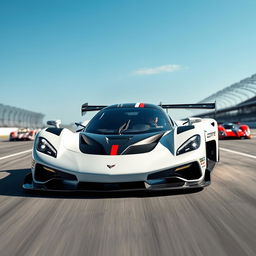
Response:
[79,132,164,155]
[177,125,194,134]
[34,164,77,182]
[46,127,63,136]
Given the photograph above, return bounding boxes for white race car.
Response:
[23,103,219,192]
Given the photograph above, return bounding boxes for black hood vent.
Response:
[177,125,194,134]
[79,132,164,155]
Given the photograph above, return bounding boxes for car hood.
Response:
[79,131,165,155]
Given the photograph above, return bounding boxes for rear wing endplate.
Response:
[81,103,107,116]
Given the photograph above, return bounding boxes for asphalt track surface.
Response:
[0,133,256,256]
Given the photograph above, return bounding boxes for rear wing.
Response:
[81,103,107,116]
[81,102,216,115]
[160,103,215,109]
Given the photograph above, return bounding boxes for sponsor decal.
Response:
[199,157,206,168]
[31,160,36,169]
[207,131,216,138]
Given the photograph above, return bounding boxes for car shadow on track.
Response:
[0,168,203,199]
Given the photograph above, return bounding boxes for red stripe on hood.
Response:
[110,145,119,155]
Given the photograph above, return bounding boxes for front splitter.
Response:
[23,173,209,193]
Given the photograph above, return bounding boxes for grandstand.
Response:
[197,74,256,127]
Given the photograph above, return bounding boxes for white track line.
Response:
[220,147,256,160]
[0,149,32,161]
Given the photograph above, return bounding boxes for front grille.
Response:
[34,164,77,182]
[78,181,146,191]
[147,168,175,180]
[176,162,202,179]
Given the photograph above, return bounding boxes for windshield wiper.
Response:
[118,120,131,134]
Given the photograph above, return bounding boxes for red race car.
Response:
[9,128,38,141]
[218,122,252,139]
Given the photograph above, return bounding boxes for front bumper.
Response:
[26,143,213,192]
[23,163,211,193]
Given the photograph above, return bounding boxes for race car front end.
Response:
[23,127,215,193]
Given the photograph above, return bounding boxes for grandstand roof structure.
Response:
[0,103,44,128]
[199,73,256,110]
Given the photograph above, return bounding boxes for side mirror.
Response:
[75,122,81,127]
[74,122,86,132]
[75,120,90,128]
[47,120,61,128]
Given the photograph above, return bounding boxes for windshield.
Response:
[18,129,28,134]
[86,108,172,134]
[223,124,237,129]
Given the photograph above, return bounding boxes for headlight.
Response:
[219,131,226,136]
[244,129,249,135]
[177,135,201,155]
[36,137,57,157]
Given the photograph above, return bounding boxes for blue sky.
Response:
[0,0,256,123]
